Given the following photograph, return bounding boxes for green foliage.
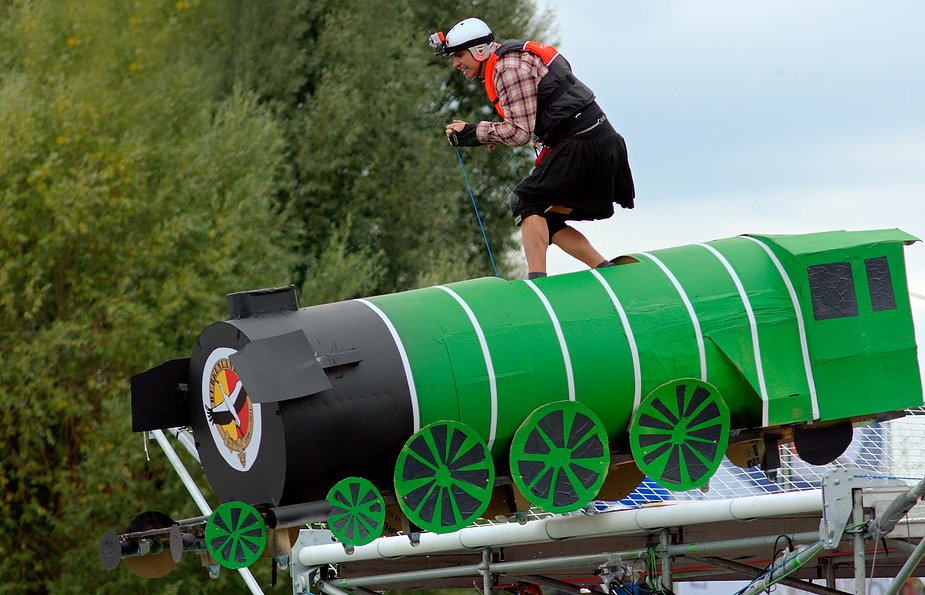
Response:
[0,0,554,591]
[299,215,384,305]
[287,0,553,290]
[0,1,293,592]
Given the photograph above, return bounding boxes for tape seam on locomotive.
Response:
[355,298,422,432]
[524,279,576,402]
[697,242,771,427]
[589,269,642,414]
[742,236,820,420]
[435,285,500,450]
[638,251,709,383]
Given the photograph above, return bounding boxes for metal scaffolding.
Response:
[289,468,925,595]
[116,405,925,594]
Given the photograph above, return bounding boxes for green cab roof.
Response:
[746,229,919,257]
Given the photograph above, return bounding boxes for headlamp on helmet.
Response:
[429,31,448,57]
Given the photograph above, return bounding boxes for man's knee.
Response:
[511,193,569,245]
[509,192,524,225]
[520,215,551,251]
[520,213,547,233]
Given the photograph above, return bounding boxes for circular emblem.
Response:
[201,348,262,471]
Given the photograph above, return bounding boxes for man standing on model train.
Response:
[432,18,635,280]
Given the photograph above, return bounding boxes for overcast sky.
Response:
[531,1,925,364]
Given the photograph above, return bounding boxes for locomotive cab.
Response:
[752,230,923,422]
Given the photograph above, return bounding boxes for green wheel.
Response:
[510,401,610,513]
[205,501,266,569]
[326,477,385,547]
[630,379,730,491]
[394,421,494,534]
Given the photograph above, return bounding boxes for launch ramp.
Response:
[290,407,925,594]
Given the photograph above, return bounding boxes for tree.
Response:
[0,0,557,591]
[0,1,294,592]
[154,0,556,293]
[275,0,554,292]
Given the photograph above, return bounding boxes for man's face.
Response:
[452,49,481,80]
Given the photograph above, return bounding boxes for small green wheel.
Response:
[394,421,494,534]
[630,379,730,491]
[205,501,266,569]
[326,477,385,547]
[510,401,610,513]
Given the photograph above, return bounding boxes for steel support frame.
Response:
[296,531,826,591]
[152,430,265,595]
[689,554,848,595]
[139,459,925,594]
[289,475,925,595]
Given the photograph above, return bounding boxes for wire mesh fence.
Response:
[593,407,925,514]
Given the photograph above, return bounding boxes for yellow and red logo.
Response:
[202,348,262,471]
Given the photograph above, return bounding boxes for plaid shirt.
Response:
[476,42,547,148]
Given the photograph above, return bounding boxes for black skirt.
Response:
[512,116,635,222]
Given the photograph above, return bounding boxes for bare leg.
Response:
[550,225,607,268]
[520,214,550,273]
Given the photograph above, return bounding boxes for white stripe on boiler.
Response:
[697,243,770,427]
[524,280,576,402]
[356,299,421,432]
[638,252,708,382]
[589,269,642,413]
[436,286,499,451]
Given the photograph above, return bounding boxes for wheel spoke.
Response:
[630,379,730,491]
[510,401,610,514]
[394,421,494,534]
[326,477,385,547]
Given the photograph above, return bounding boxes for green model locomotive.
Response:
[114,229,921,572]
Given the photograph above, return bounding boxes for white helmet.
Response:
[431,18,494,62]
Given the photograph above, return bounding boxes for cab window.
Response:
[808,261,858,320]
[865,256,897,312]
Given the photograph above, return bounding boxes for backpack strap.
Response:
[484,52,504,117]
[483,41,564,119]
